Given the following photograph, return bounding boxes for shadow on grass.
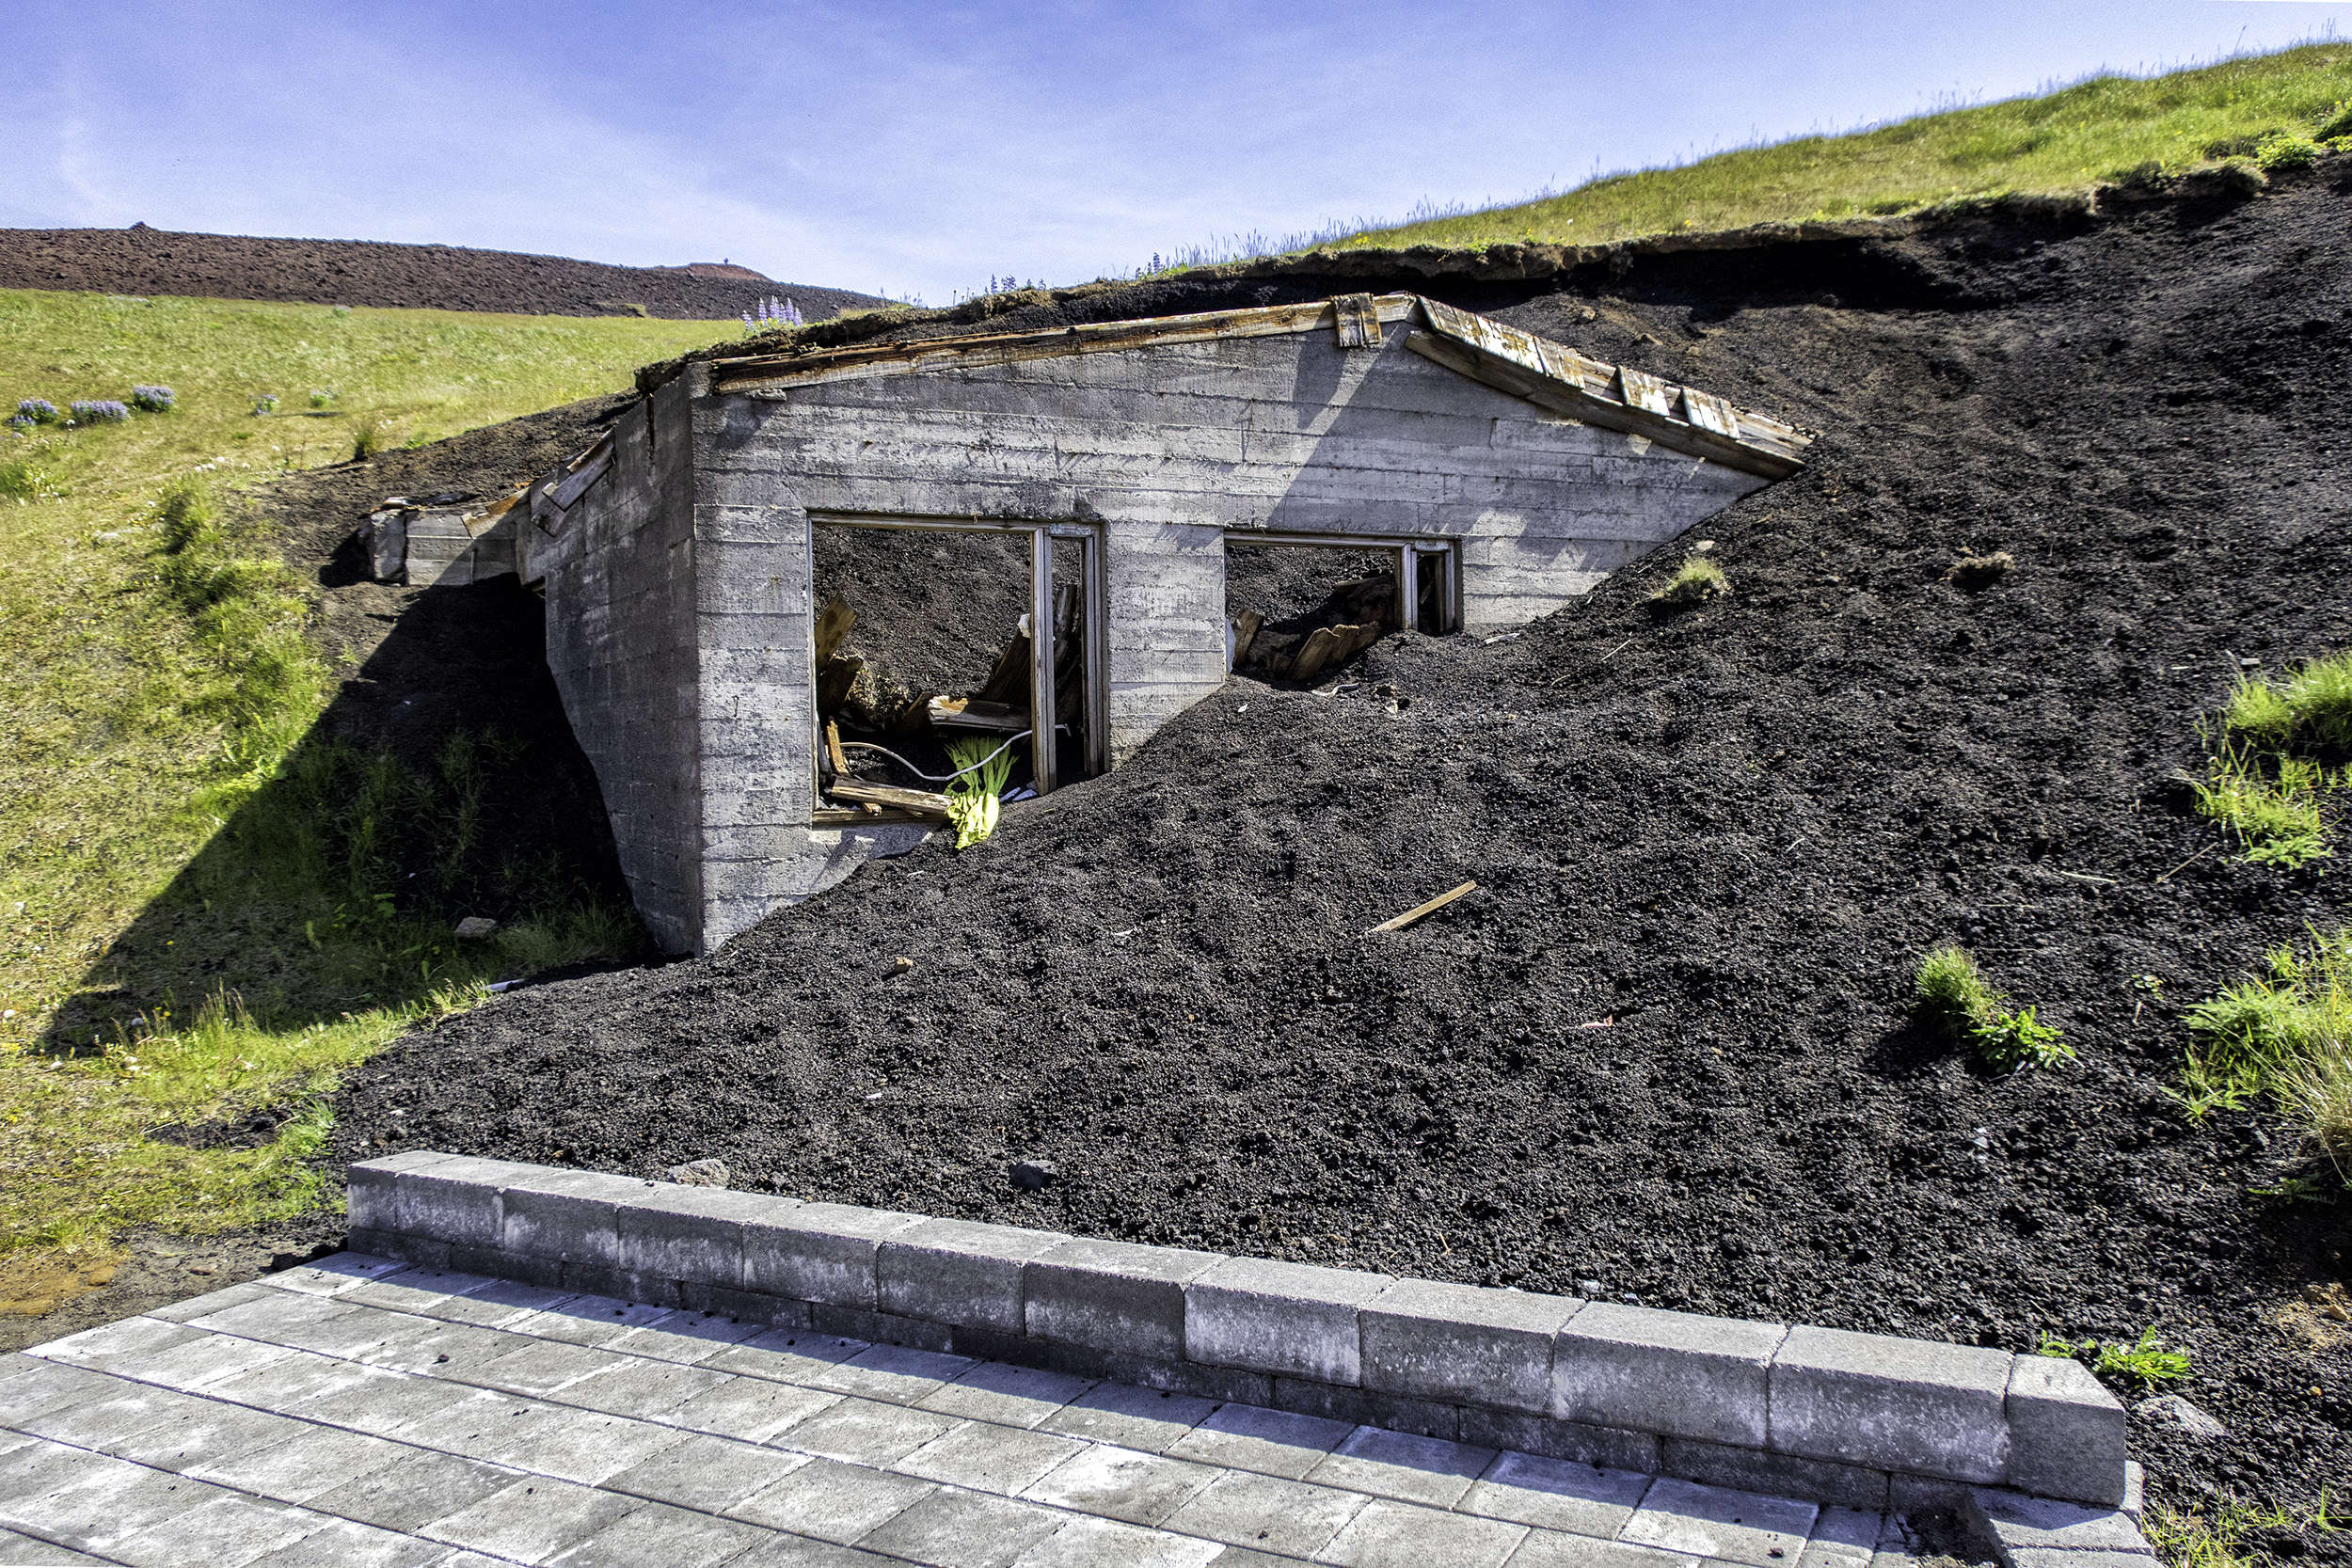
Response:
[40,573,644,1057]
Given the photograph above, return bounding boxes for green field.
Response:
[1316,43,2352,252]
[0,289,719,1286]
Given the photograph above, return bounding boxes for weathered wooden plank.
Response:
[814,595,856,663]
[711,293,1423,395]
[1369,879,1479,934]
[828,779,952,819]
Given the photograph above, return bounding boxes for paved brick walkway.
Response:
[0,1254,1923,1568]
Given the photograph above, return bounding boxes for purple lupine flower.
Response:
[17,399,61,425]
[71,400,130,423]
[130,385,174,412]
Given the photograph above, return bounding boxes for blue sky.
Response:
[6,1,2351,305]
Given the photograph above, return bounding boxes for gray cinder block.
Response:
[1185,1257,1393,1385]
[1553,1303,1787,1447]
[2003,1354,2127,1505]
[1359,1279,1581,1415]
[1771,1326,2013,1484]
[500,1167,650,1267]
[877,1217,1071,1334]
[387,1155,519,1249]
[346,1150,461,1234]
[1662,1435,1892,1512]
[1024,1238,1227,1360]
[1963,1486,2158,1563]
[740,1202,926,1308]
[614,1184,787,1287]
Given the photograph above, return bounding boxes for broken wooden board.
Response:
[825,721,850,777]
[1289,621,1385,684]
[1369,879,1479,934]
[815,596,857,664]
[816,653,864,714]
[828,779,952,821]
[1231,610,1264,668]
[975,627,1032,708]
[929,696,1028,735]
[812,804,933,827]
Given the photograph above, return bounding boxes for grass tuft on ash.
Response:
[1915,944,2074,1072]
[2183,929,2352,1178]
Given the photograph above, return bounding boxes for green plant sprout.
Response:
[1915,944,2072,1070]
[944,736,1015,849]
[2181,928,2352,1174]
[2038,1327,2191,1391]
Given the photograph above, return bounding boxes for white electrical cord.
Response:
[837,724,1069,784]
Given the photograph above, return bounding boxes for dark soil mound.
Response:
[0,226,884,321]
[333,171,2352,1519]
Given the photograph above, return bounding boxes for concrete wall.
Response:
[703,325,1763,763]
[533,384,705,954]
[548,324,1768,952]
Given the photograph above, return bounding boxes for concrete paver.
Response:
[777,1395,963,1467]
[1322,1496,1531,1568]
[853,1485,1073,1567]
[238,1513,454,1566]
[1018,1442,1220,1526]
[603,1431,808,1513]
[419,1473,642,1562]
[0,1256,1901,1568]
[1158,1467,1369,1557]
[1008,1513,1223,1567]
[1619,1479,1820,1568]
[894,1419,1089,1495]
[731,1454,936,1541]
[1463,1453,1656,1538]
[542,1497,778,1567]
[1166,1402,1354,1479]
[1308,1425,1497,1509]
[103,1489,324,1568]
[664,1372,841,1443]
[0,1524,118,1563]
[1037,1382,1220,1453]
[185,1425,410,1504]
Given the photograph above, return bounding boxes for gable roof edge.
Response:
[705,293,1806,480]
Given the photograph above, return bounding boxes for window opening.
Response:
[808,515,1101,827]
[1223,534,1454,681]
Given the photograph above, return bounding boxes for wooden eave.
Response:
[707,293,1808,480]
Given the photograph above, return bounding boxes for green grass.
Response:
[2192,653,2352,869]
[1650,557,1730,610]
[2191,743,2338,868]
[0,287,718,1257]
[2038,1326,2193,1392]
[2181,929,2352,1177]
[1259,43,2352,254]
[2148,1492,2344,1568]
[2224,651,2352,750]
[1914,945,2074,1071]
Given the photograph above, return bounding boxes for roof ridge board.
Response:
[709,293,1422,387]
[1406,296,1808,475]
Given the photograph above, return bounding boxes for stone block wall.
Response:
[348,1152,2132,1514]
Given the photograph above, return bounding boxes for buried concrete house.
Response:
[381,293,1809,954]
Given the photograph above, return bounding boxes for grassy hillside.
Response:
[0,290,716,1288]
[1326,42,2352,251]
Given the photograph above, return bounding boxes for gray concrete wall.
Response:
[533,383,705,955]
[547,322,1769,952]
[701,325,1763,765]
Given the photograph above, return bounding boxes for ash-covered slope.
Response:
[0,226,884,321]
[337,172,2352,1517]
